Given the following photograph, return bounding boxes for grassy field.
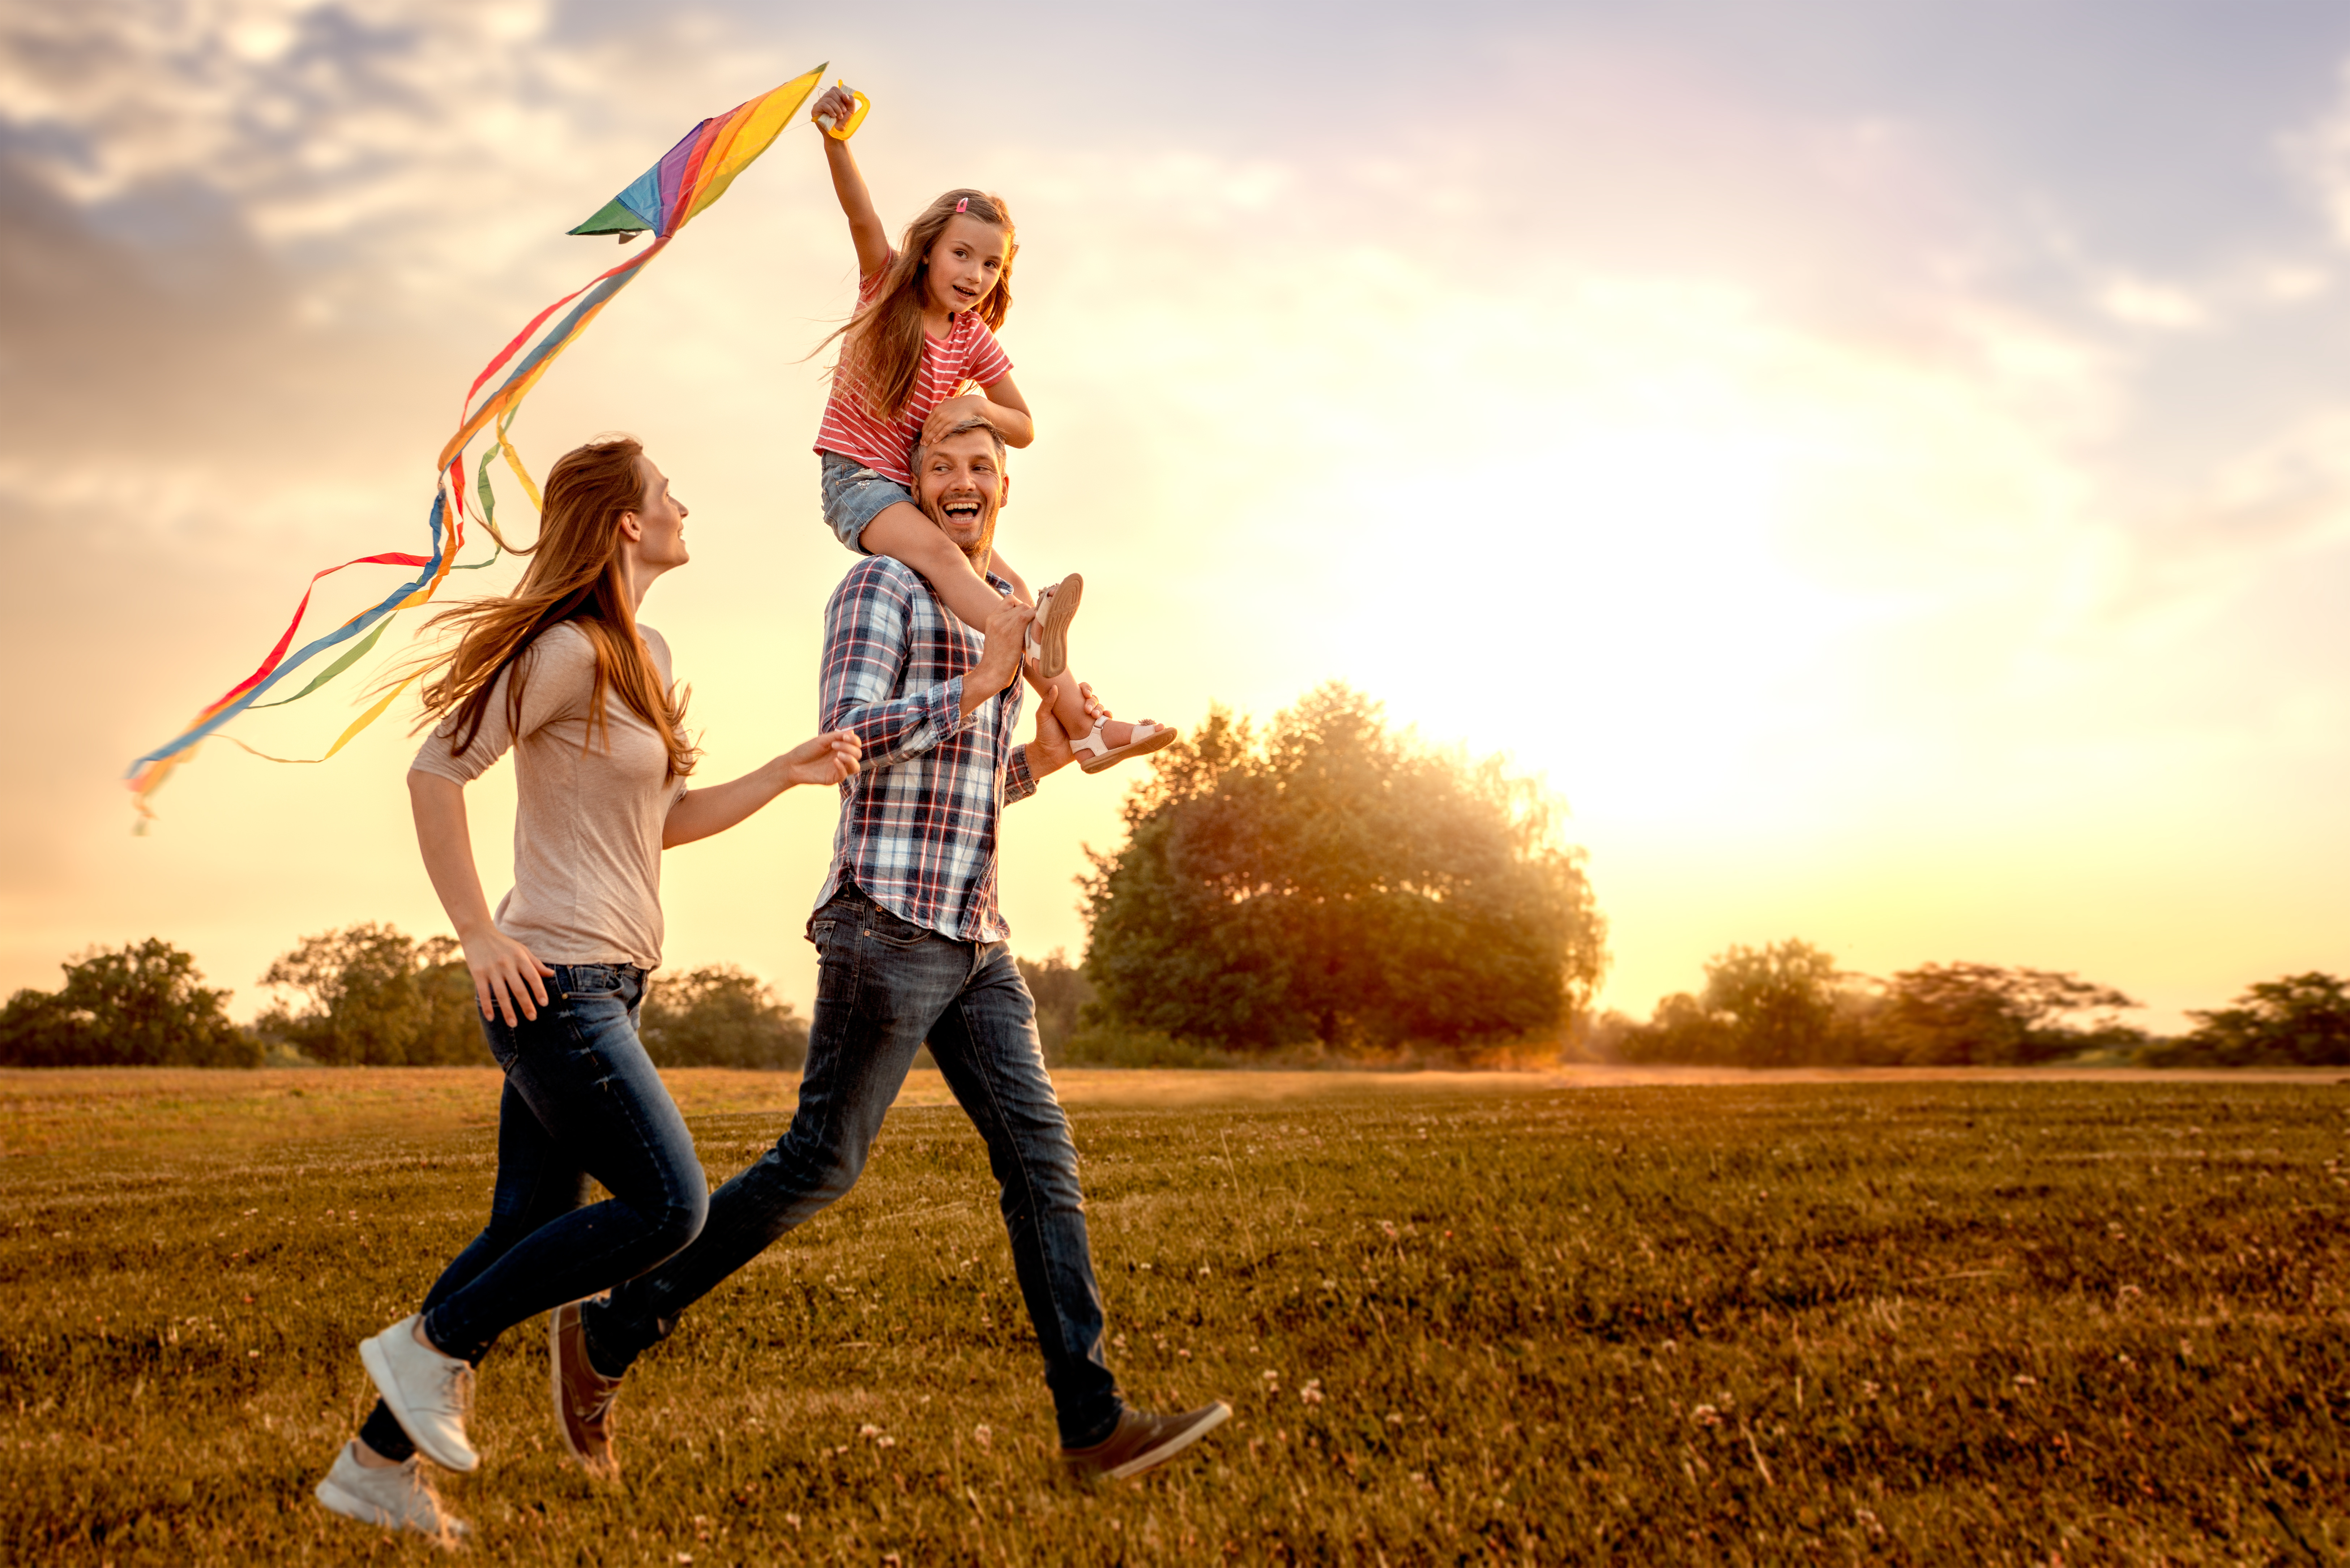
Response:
[3,1066,2346,1564]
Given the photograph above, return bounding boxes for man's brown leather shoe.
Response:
[548,1298,623,1474]
[1061,1401,1232,1481]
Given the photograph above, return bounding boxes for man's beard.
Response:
[926,504,997,571]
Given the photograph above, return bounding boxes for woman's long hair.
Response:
[408,434,697,780]
[819,188,1016,421]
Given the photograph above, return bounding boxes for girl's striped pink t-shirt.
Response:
[813,254,1013,488]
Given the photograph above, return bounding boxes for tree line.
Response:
[9,681,2340,1073]
[0,926,808,1070]
[1589,939,2350,1069]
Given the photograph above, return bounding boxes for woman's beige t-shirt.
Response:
[409,621,686,969]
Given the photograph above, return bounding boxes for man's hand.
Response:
[1026,683,1080,777]
[919,394,991,449]
[963,594,1032,715]
[780,729,863,788]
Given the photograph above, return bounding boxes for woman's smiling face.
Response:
[922,215,1010,318]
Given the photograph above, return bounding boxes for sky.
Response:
[3,0,2348,1032]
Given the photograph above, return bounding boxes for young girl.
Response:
[805,81,1172,774]
[311,435,860,1538]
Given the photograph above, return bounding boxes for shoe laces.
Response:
[440,1359,475,1418]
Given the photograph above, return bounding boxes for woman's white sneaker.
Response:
[359,1315,480,1472]
[313,1441,470,1539]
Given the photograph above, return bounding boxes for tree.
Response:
[1017,951,1093,1061]
[640,966,808,1070]
[1611,989,1739,1065]
[1701,941,1846,1066]
[256,924,490,1066]
[1877,962,2140,1066]
[1613,941,1853,1066]
[1611,949,2146,1067]
[0,939,256,1067]
[1081,684,1607,1057]
[2148,973,2350,1067]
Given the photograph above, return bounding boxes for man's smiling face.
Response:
[914,425,1009,566]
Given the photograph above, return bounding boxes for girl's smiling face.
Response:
[922,215,1010,318]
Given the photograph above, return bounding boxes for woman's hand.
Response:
[461,926,556,1026]
[810,83,860,131]
[780,729,863,788]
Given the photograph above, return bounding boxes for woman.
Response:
[311,434,860,1538]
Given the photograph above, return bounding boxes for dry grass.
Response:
[4,1068,2347,1563]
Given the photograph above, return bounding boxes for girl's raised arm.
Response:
[811,83,889,279]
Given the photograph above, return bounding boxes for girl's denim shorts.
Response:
[819,450,914,553]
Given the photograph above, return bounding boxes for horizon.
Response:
[4,1,2348,1032]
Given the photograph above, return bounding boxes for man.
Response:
[557,416,1229,1480]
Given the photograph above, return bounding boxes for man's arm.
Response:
[820,563,1030,769]
[1004,674,1083,806]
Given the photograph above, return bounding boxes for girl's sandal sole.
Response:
[1033,575,1082,680]
[1078,724,1176,774]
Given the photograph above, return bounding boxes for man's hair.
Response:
[911,415,1007,475]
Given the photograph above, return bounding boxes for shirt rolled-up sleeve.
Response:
[1003,744,1037,805]
[820,561,975,769]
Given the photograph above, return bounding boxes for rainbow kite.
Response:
[123,64,830,827]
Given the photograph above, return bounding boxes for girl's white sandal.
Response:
[1071,716,1176,775]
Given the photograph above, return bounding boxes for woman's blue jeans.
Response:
[582,883,1125,1449]
[358,963,707,1463]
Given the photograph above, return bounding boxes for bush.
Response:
[1055,1023,1242,1069]
[1612,948,2144,1068]
[1875,963,2140,1066]
[1017,952,1093,1061]
[254,924,489,1066]
[641,966,807,1070]
[0,939,256,1068]
[2143,973,2350,1067]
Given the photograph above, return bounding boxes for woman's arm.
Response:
[408,771,555,1025]
[812,84,889,279]
[663,730,863,848]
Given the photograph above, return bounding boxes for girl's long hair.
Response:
[409,434,697,780]
[819,188,1016,421]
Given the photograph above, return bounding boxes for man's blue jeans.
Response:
[359,963,708,1464]
[582,883,1125,1448]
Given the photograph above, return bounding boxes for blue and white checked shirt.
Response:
[812,556,1038,942]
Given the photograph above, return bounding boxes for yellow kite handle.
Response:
[816,84,870,141]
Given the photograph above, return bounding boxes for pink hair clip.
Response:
[954,197,969,213]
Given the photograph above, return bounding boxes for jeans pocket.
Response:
[864,904,932,948]
[560,968,627,1002]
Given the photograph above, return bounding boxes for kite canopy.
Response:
[124,64,829,825]
[569,69,824,241]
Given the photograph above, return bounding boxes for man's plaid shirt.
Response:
[812,555,1037,942]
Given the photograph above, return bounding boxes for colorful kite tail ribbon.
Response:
[124,65,827,826]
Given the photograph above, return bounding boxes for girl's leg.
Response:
[859,502,1012,630]
[859,506,1169,761]
[356,1076,590,1465]
[981,547,1161,756]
